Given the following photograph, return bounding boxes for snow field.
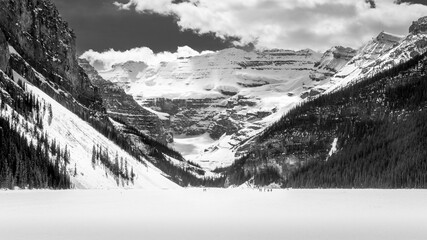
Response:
[0,189,426,240]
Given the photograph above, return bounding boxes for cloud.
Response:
[80,46,213,71]
[113,0,427,51]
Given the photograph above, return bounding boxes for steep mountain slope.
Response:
[1,69,178,189]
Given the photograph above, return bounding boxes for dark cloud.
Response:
[51,0,235,55]
[395,0,427,6]
[51,0,427,55]
[365,0,376,8]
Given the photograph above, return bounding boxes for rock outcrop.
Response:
[376,31,403,43]
[315,46,356,73]
[0,29,9,73]
[410,16,427,34]
[0,0,101,109]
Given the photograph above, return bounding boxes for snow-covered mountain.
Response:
[101,61,149,88]
[89,16,427,172]
[91,47,354,170]
[325,23,427,93]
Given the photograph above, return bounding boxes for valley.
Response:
[85,20,427,181]
[1,0,427,190]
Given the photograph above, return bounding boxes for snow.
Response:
[99,48,321,101]
[8,45,21,57]
[1,189,427,240]
[172,133,242,170]
[325,32,427,94]
[90,31,427,171]
[104,48,325,169]
[328,138,338,158]
[171,133,215,158]
[142,106,170,120]
[6,70,178,189]
[171,133,232,170]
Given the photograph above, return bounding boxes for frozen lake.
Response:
[1,189,427,240]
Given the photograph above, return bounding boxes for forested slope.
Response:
[224,52,427,188]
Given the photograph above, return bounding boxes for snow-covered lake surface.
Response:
[1,189,426,240]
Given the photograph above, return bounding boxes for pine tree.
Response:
[125,160,129,179]
[74,163,77,177]
[47,104,53,126]
[91,145,96,168]
[130,167,135,183]
[115,152,119,174]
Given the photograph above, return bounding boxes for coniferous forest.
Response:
[224,52,427,188]
[0,76,71,189]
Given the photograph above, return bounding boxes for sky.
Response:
[52,0,427,68]
[52,0,237,55]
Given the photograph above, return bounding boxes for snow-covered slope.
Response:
[325,30,426,93]
[101,61,149,88]
[316,46,357,72]
[1,69,178,189]
[110,48,329,100]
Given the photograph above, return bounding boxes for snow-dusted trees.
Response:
[0,117,72,189]
[0,78,71,189]
[90,145,134,185]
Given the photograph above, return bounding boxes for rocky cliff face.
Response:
[410,16,427,34]
[0,29,9,73]
[79,59,168,142]
[0,0,101,109]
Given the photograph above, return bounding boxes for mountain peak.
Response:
[409,16,427,34]
[375,31,404,43]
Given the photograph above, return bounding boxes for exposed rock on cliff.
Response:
[376,31,404,43]
[0,29,9,73]
[79,59,167,142]
[0,0,101,109]
[410,16,427,34]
